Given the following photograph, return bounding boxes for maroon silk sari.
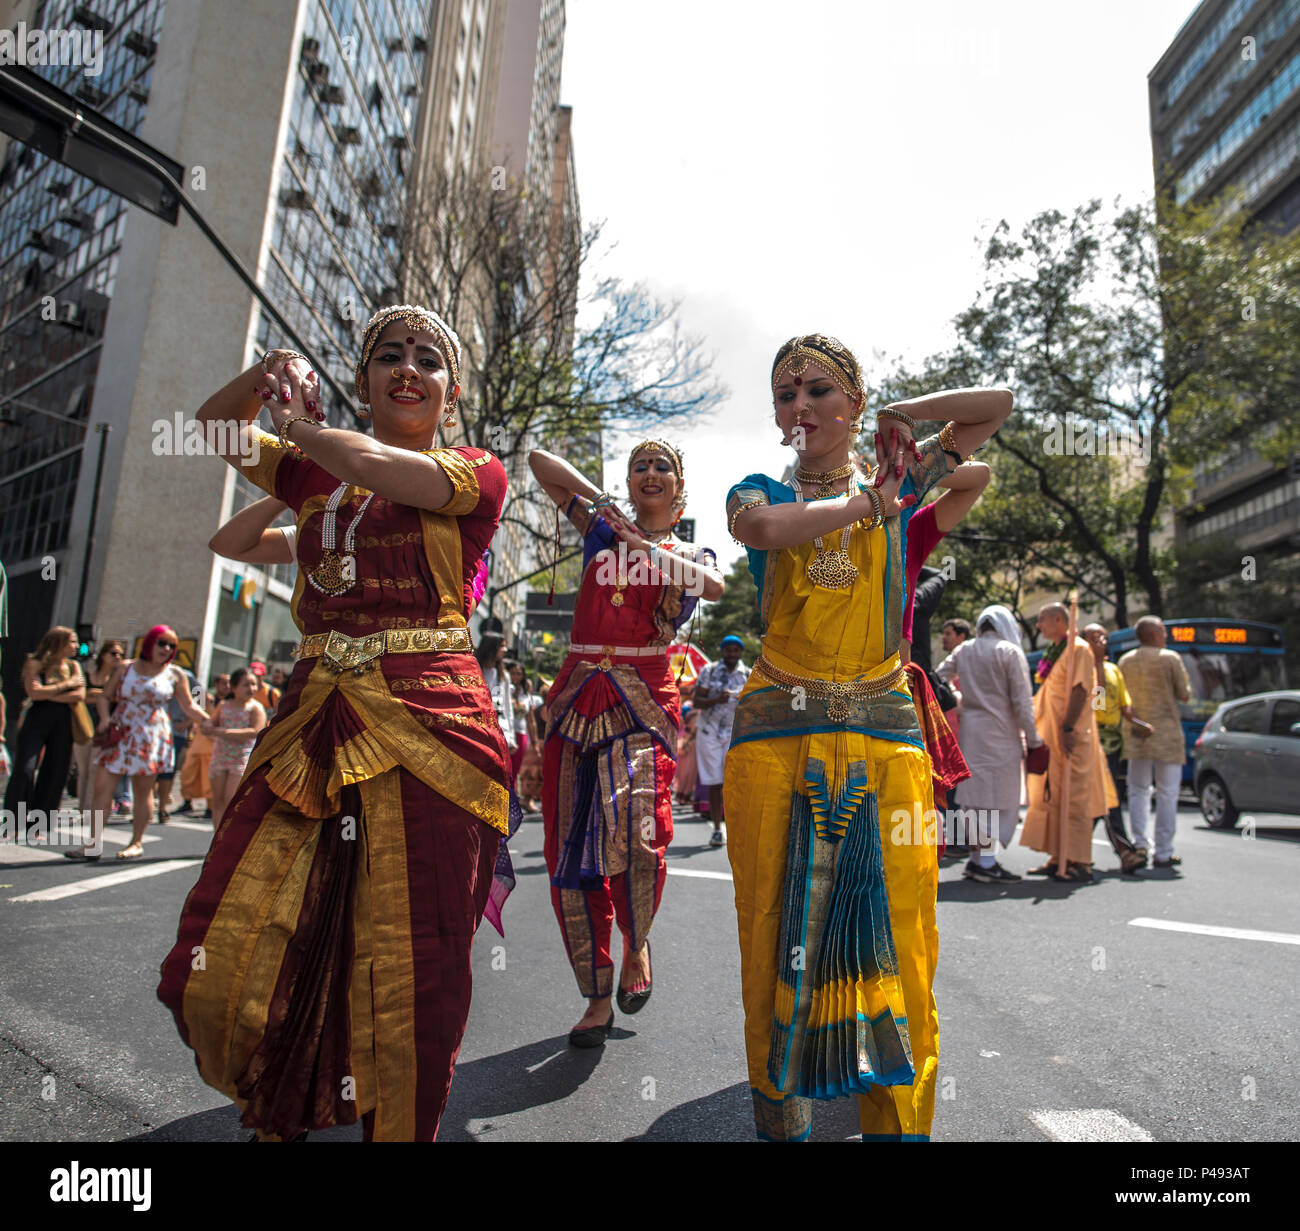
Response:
[158,431,512,1140]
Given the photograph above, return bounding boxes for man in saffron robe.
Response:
[1021,602,1112,881]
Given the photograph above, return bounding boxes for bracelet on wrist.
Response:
[262,348,307,374]
[278,414,318,455]
[878,406,918,433]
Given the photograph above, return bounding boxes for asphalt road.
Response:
[2,797,1297,1142]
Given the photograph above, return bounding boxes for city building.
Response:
[0,0,575,716]
[1149,0,1300,567]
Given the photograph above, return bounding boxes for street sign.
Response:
[0,67,183,223]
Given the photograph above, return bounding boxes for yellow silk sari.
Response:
[724,454,947,1142]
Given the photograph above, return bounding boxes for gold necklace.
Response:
[795,473,862,590]
[794,461,855,499]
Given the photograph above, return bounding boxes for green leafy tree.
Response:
[697,557,762,665]
[868,193,1300,631]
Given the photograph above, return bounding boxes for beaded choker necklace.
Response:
[794,461,855,499]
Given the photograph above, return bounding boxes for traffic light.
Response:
[76,622,97,659]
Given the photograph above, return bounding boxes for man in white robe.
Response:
[935,605,1043,883]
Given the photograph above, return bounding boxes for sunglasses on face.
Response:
[157,641,177,651]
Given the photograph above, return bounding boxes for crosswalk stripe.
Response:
[1128,917,1300,946]
[156,818,214,834]
[666,867,732,881]
[1028,1109,1153,1142]
[9,859,198,902]
[0,844,66,865]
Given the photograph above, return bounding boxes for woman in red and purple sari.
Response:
[529,442,724,1046]
[158,305,517,1141]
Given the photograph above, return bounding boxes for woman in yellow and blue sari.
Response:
[724,334,1010,1141]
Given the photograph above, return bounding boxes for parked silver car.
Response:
[1193,690,1300,828]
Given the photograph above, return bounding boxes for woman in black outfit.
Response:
[4,626,86,819]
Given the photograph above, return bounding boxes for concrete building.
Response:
[1149,0,1300,567]
[0,0,575,716]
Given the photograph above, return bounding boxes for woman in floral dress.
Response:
[89,625,209,859]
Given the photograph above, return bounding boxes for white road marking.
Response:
[99,830,160,846]
[1128,917,1300,946]
[666,867,733,881]
[0,844,66,865]
[156,818,213,834]
[1028,1109,1153,1142]
[9,859,197,902]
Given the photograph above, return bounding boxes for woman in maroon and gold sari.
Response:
[158,305,515,1141]
[529,442,724,1046]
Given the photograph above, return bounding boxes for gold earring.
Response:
[356,404,372,421]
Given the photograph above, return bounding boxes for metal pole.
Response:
[74,423,110,628]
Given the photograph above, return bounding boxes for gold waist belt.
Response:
[297,626,472,672]
[753,654,905,723]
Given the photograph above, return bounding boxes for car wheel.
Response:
[1198,775,1239,829]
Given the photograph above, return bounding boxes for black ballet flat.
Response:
[616,940,652,1015]
[568,1011,615,1049]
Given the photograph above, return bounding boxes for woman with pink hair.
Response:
[81,625,208,860]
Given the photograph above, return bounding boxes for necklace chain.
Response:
[309,482,375,595]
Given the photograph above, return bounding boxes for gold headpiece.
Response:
[354,304,462,402]
[771,334,862,400]
[627,439,683,478]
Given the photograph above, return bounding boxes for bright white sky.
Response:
[557,0,1198,570]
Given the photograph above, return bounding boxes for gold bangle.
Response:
[728,498,765,543]
[278,414,317,455]
[938,421,971,463]
[878,406,918,433]
[262,348,307,374]
[856,485,884,531]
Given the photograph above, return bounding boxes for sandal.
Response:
[1027,862,1058,877]
[116,844,144,860]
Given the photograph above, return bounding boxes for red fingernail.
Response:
[260,389,272,399]
[874,473,883,488]
[900,495,917,508]
[895,463,903,478]
[314,411,326,422]
[306,400,317,412]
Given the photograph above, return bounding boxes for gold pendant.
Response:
[815,483,835,499]
[610,589,625,607]
[806,549,859,590]
[309,549,352,595]
[825,693,852,723]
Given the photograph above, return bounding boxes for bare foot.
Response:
[620,939,650,994]
[573,995,612,1031]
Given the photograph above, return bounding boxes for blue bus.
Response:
[1028,619,1287,785]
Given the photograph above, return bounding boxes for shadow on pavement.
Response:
[626,1080,867,1141]
[437,1034,611,1141]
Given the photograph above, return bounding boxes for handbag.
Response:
[92,721,127,750]
[70,702,95,746]
[928,670,957,712]
[1025,743,1050,775]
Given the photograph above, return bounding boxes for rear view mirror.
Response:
[1291,723,1300,737]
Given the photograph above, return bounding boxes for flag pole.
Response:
[1056,590,1079,876]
